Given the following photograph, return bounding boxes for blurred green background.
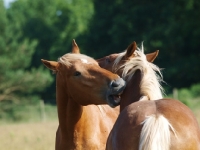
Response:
[0,0,200,123]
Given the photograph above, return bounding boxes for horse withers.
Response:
[97,41,200,150]
[41,40,126,150]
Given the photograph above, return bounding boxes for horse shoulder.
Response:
[76,105,119,149]
[107,101,157,150]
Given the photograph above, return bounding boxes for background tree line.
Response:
[0,0,200,105]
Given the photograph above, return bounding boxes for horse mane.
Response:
[113,44,164,100]
[58,53,97,67]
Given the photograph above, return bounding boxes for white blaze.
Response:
[80,58,89,64]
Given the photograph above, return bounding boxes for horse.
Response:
[97,41,200,150]
[41,40,126,150]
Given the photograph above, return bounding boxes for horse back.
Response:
[106,99,200,150]
[156,99,200,150]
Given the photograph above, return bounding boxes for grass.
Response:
[0,97,199,150]
[0,121,58,150]
[0,113,199,150]
[0,114,199,150]
[194,110,200,124]
[182,97,200,124]
[0,102,58,124]
[191,98,200,124]
[166,91,200,124]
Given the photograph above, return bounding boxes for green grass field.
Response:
[0,121,58,150]
[0,100,199,150]
[0,114,199,150]
[194,109,200,124]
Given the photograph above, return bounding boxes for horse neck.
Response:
[55,75,113,149]
[120,70,142,112]
[56,75,88,146]
[56,84,82,134]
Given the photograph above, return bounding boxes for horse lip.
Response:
[106,95,120,108]
[105,79,126,107]
[106,86,125,108]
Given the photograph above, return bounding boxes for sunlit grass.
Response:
[0,100,199,150]
[194,110,200,124]
[184,98,200,124]
[191,97,200,124]
[0,121,58,150]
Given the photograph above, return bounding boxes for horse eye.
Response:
[74,71,81,76]
[106,57,111,63]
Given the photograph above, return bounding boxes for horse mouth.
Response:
[106,78,126,107]
[107,91,123,107]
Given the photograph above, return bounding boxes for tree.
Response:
[0,0,53,102]
[7,0,94,65]
[81,0,200,91]
[5,0,94,101]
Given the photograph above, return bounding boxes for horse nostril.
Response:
[110,80,120,87]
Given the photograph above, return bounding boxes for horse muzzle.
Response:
[106,78,126,107]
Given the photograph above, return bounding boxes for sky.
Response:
[3,0,15,8]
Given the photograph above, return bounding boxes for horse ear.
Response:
[124,41,137,59]
[72,39,80,54]
[41,59,60,71]
[146,50,159,62]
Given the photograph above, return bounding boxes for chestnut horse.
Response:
[41,40,126,150]
[97,42,200,150]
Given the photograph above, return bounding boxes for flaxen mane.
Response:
[113,44,164,100]
[113,45,177,150]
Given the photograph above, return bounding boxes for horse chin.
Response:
[106,95,121,108]
[106,81,125,107]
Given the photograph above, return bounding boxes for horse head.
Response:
[97,41,163,106]
[97,41,159,76]
[41,40,126,107]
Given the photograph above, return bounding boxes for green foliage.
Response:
[0,0,94,102]
[3,0,199,101]
[177,88,193,107]
[80,0,200,91]
[190,84,200,98]
[1,0,200,109]
[179,83,200,100]
[1,0,200,123]
[170,83,200,108]
[2,0,94,102]
[7,0,94,66]
[0,100,57,123]
[0,0,53,102]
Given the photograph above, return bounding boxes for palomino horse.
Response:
[97,42,200,150]
[41,40,126,150]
